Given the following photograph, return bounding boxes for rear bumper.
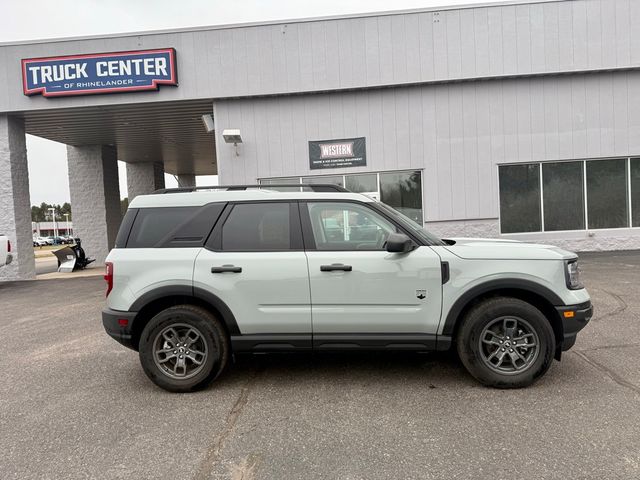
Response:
[5,253,12,265]
[555,300,593,351]
[102,308,138,350]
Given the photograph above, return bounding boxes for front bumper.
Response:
[102,308,138,350]
[555,300,593,351]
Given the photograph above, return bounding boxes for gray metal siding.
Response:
[214,70,640,223]
[2,0,639,113]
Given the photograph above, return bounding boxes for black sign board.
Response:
[309,137,366,170]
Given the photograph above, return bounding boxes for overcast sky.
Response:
[2,0,512,205]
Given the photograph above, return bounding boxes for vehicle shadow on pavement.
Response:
[211,350,474,389]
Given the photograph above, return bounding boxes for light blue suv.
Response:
[102,184,592,392]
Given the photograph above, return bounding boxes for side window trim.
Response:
[205,201,303,252]
[299,201,316,250]
[205,203,234,251]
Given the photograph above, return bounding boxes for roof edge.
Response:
[0,0,561,47]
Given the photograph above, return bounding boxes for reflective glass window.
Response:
[586,159,628,229]
[379,171,423,224]
[542,161,585,231]
[499,164,542,233]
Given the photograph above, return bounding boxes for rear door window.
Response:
[220,203,300,251]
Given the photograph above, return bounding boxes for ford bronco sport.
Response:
[103,184,592,392]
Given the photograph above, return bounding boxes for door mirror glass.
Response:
[385,233,413,253]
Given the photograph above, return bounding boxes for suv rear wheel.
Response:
[456,297,555,388]
[139,305,230,392]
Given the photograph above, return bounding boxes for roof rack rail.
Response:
[153,184,350,194]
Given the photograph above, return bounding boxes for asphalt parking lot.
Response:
[1,251,639,480]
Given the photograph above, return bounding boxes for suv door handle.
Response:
[211,265,242,273]
[320,263,352,272]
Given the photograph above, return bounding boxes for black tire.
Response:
[456,297,555,389]
[138,305,230,393]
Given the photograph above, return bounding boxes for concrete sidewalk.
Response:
[36,265,103,280]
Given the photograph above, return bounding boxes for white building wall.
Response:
[215,70,640,221]
[2,0,640,114]
[215,69,640,250]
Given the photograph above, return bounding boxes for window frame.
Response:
[205,200,304,252]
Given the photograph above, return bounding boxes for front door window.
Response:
[306,202,397,251]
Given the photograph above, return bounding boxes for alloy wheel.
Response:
[152,323,208,380]
[478,316,540,375]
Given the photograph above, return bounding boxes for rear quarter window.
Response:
[125,203,225,248]
[115,209,138,248]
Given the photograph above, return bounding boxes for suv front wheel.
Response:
[139,305,230,392]
[457,297,556,388]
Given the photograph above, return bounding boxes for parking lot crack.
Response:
[573,350,640,395]
[193,368,264,480]
[577,343,640,353]
[590,287,628,322]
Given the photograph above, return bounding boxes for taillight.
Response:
[104,262,113,297]
[7,240,10,252]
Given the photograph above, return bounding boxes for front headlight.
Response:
[566,260,583,290]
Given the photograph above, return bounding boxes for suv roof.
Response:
[129,188,374,208]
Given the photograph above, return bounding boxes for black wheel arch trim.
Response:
[128,285,241,336]
[192,286,241,335]
[441,278,565,336]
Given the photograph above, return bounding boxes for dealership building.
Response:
[2,0,640,280]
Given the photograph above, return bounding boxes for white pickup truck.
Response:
[0,234,12,267]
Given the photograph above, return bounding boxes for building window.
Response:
[345,173,377,193]
[542,161,585,231]
[499,164,542,233]
[499,157,638,233]
[259,170,424,223]
[586,159,629,229]
[260,177,299,185]
[379,171,422,224]
[302,175,344,186]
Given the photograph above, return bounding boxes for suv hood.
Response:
[441,237,577,260]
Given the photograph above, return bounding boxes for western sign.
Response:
[22,48,178,97]
[309,137,367,170]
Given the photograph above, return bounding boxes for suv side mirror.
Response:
[385,233,413,253]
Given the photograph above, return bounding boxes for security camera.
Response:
[201,114,214,133]
[222,129,242,144]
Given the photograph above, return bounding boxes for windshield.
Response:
[376,202,446,246]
